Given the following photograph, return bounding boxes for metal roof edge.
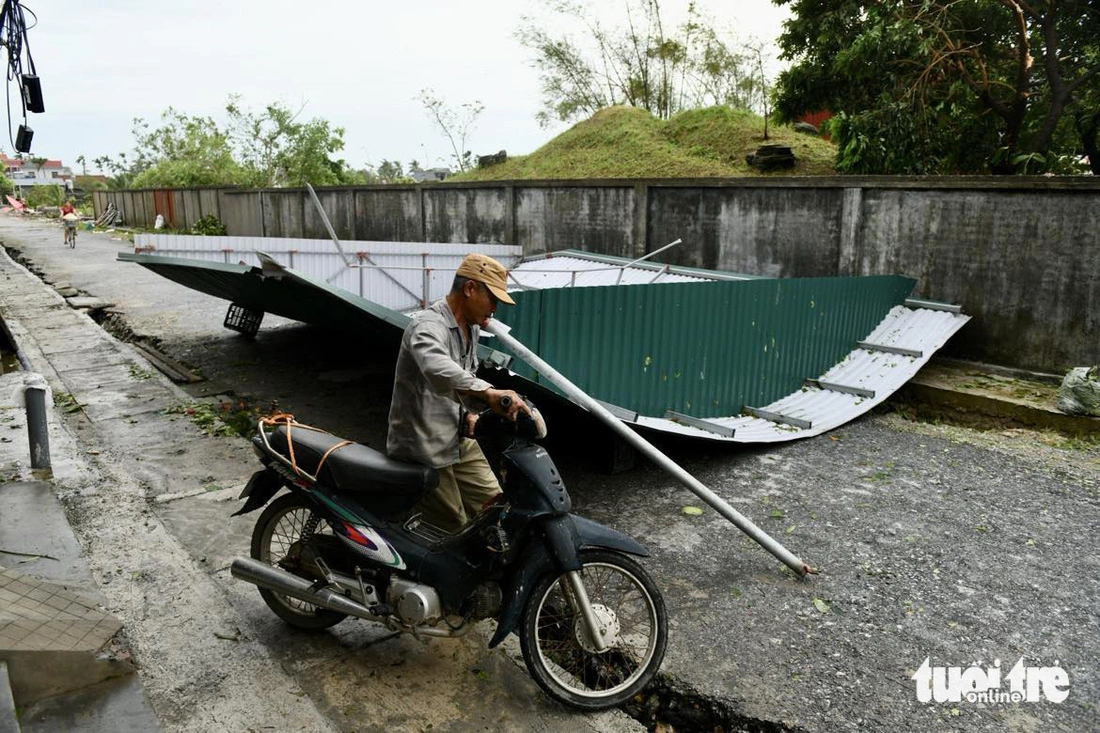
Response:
[518,249,763,282]
[117,251,251,275]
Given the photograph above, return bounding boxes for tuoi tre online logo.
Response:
[912,657,1069,704]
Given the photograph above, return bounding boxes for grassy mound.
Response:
[453,106,837,181]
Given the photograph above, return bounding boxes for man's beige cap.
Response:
[456,253,515,305]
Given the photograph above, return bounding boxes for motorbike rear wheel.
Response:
[519,549,667,710]
[250,492,347,630]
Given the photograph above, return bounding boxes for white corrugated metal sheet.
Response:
[133,237,746,308]
[509,251,752,290]
[132,235,523,312]
[626,305,970,443]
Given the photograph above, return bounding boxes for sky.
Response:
[13,0,791,176]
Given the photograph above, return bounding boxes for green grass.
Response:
[453,105,837,181]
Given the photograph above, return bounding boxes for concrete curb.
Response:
[901,359,1100,436]
[0,661,17,733]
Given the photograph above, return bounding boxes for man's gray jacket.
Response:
[386,299,492,468]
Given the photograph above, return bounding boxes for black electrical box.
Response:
[15,124,33,153]
[22,74,44,113]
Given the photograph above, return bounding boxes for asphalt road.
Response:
[2,215,1097,732]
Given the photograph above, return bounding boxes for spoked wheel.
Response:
[520,549,667,710]
[250,492,347,630]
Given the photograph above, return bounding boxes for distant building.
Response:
[409,167,451,183]
[1,153,75,195]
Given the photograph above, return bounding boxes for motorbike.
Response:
[229,397,667,710]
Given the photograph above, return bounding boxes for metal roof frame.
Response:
[119,237,970,445]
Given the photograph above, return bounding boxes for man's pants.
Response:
[415,438,501,533]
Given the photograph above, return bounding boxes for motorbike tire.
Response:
[519,549,667,710]
[250,492,348,630]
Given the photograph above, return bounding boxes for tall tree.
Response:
[518,0,758,125]
[773,0,1100,174]
[226,96,362,187]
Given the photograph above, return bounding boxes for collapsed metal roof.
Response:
[120,235,970,443]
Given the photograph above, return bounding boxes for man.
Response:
[387,253,527,533]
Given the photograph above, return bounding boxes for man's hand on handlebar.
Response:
[486,388,530,421]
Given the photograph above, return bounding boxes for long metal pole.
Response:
[485,320,813,577]
[305,183,353,268]
[622,237,683,269]
[616,238,683,286]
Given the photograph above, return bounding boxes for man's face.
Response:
[466,280,499,328]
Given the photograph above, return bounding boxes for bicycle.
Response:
[63,219,77,248]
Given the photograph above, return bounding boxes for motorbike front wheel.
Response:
[250,492,347,630]
[520,549,667,710]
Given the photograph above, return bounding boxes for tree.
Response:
[127,108,245,188]
[1077,105,1100,174]
[362,159,413,184]
[25,184,63,208]
[101,96,364,189]
[747,41,772,140]
[417,89,483,172]
[92,153,138,189]
[773,0,1100,174]
[226,96,363,187]
[517,0,760,125]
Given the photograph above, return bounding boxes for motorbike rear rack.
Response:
[254,415,327,485]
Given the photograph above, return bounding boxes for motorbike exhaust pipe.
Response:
[230,557,378,621]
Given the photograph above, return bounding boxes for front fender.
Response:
[488,514,647,647]
[573,514,648,557]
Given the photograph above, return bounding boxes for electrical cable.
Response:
[0,0,40,152]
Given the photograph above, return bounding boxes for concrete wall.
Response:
[93,177,1100,372]
[515,184,637,258]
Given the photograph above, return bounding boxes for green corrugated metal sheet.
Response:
[494,276,916,418]
[121,253,410,338]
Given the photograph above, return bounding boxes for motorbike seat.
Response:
[265,425,438,513]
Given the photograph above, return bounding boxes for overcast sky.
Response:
[16,0,790,175]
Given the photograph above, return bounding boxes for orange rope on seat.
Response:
[261,411,330,479]
[315,440,353,478]
[260,412,338,479]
